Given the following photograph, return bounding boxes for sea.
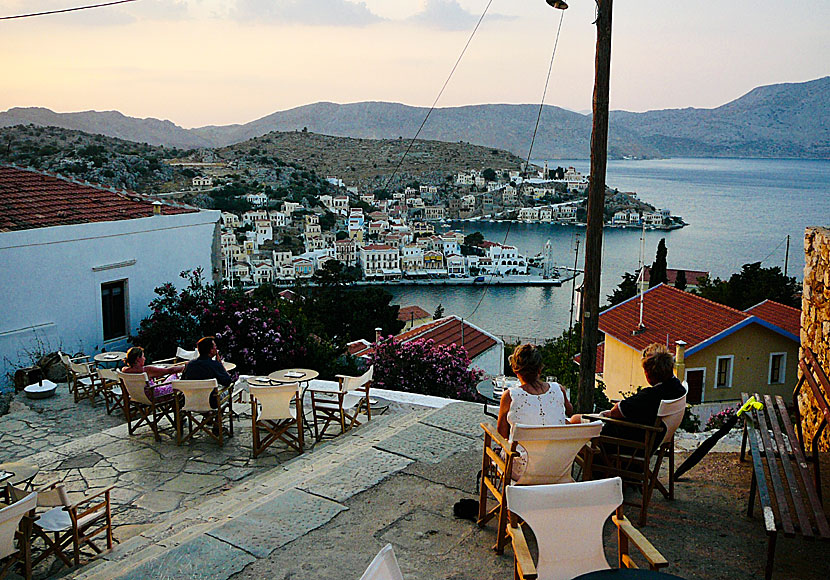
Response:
[389,157,830,341]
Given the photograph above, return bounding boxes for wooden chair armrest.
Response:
[75,486,115,505]
[481,422,511,452]
[613,513,668,570]
[585,414,662,432]
[508,522,538,580]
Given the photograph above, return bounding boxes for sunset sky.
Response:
[1,0,827,128]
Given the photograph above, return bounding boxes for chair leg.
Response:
[765,532,777,580]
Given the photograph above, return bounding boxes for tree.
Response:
[464,231,485,246]
[434,304,445,319]
[694,262,800,310]
[674,269,687,290]
[606,271,639,307]
[649,238,668,288]
[482,168,497,182]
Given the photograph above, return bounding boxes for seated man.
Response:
[181,336,233,388]
[572,343,686,440]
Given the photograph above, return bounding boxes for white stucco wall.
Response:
[0,210,220,381]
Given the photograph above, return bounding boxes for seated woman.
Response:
[121,346,185,397]
[497,344,573,477]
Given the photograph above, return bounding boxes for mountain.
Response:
[610,76,830,158]
[2,77,828,158]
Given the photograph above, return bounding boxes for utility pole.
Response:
[784,234,790,277]
[568,234,580,358]
[576,0,613,414]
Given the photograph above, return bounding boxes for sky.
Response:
[1,0,828,128]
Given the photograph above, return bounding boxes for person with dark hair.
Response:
[181,336,232,387]
[121,346,185,397]
[495,344,573,477]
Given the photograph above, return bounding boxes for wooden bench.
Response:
[792,347,830,500]
[740,387,830,579]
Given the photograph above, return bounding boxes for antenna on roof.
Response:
[633,221,647,334]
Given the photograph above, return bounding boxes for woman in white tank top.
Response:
[496,344,573,477]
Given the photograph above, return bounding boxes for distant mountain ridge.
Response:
[2,76,827,159]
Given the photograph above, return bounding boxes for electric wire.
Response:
[466,8,566,322]
[0,0,135,20]
[380,0,495,195]
[758,235,788,266]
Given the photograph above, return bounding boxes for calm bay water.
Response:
[389,158,830,340]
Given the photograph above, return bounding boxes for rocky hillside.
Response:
[219,130,525,190]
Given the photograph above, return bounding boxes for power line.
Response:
[380,0,495,194]
[0,0,136,21]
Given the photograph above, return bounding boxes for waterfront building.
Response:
[401,244,426,274]
[359,244,401,279]
[423,250,445,274]
[446,254,466,277]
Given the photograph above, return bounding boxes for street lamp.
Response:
[545,0,569,9]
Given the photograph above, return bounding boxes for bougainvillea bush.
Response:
[369,337,483,401]
[706,407,738,431]
[205,303,305,376]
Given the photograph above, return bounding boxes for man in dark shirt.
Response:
[596,343,686,442]
[181,336,232,387]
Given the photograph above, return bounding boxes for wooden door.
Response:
[686,369,704,404]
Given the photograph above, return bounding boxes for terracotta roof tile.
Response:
[744,300,801,337]
[598,284,749,352]
[393,316,498,360]
[397,305,431,322]
[0,164,195,232]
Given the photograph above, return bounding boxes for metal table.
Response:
[0,461,39,491]
[476,378,514,418]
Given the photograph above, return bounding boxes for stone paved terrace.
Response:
[1,383,829,580]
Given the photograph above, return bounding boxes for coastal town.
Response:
[204,161,683,286]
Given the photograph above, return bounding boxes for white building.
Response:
[220,212,239,228]
[400,244,425,274]
[192,176,213,188]
[359,244,401,278]
[0,166,219,379]
[245,192,268,207]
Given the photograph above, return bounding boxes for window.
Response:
[769,352,787,385]
[101,281,127,341]
[715,355,734,389]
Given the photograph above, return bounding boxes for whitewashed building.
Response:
[0,166,221,379]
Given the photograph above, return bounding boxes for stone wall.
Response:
[800,227,830,451]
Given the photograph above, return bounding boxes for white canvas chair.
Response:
[308,366,373,441]
[359,543,404,580]
[58,351,97,404]
[151,346,198,365]
[117,371,176,441]
[478,421,603,554]
[589,390,687,525]
[96,368,124,417]
[0,492,36,580]
[250,383,304,457]
[171,379,234,446]
[507,478,668,580]
[6,482,113,570]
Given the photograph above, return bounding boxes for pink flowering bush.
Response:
[206,302,305,375]
[706,407,737,431]
[369,337,483,401]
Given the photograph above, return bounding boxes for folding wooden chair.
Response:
[507,478,668,580]
[250,382,304,457]
[6,482,113,570]
[117,371,176,442]
[58,352,97,404]
[478,421,603,554]
[588,391,687,526]
[171,379,234,446]
[308,367,373,441]
[96,368,124,417]
[0,491,36,580]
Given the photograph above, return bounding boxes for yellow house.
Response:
[597,285,800,404]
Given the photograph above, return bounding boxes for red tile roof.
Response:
[393,315,499,360]
[745,300,801,338]
[0,164,195,232]
[643,267,709,286]
[599,284,749,352]
[397,305,431,322]
[599,284,800,353]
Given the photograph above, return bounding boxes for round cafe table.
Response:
[0,461,40,491]
[268,368,318,384]
[94,351,127,367]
